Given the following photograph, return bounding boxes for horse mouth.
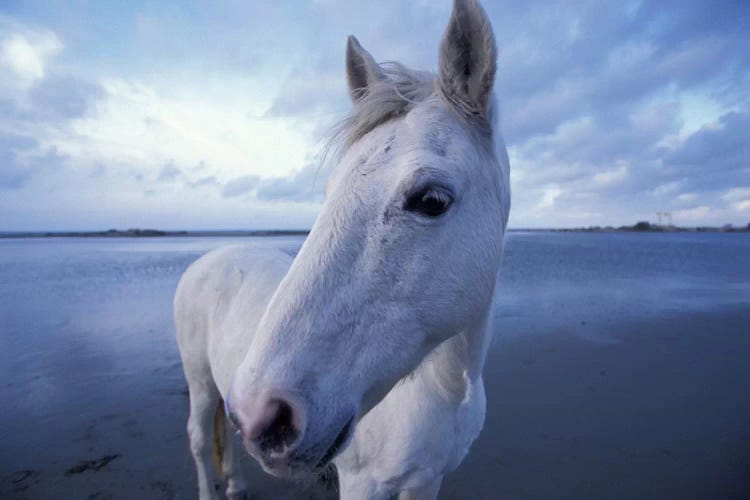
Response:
[316,417,353,469]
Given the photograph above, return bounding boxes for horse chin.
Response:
[257,459,311,480]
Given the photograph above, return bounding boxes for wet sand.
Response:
[446,306,750,499]
[3,305,749,499]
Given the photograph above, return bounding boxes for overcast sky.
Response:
[1,0,748,230]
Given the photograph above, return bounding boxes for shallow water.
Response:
[1,232,749,498]
[498,231,750,321]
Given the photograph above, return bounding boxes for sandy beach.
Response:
[2,233,749,499]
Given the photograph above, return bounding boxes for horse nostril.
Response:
[253,399,300,456]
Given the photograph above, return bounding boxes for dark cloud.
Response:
[666,110,750,173]
[258,0,749,142]
[191,160,208,172]
[493,1,750,145]
[151,161,222,190]
[0,72,103,193]
[663,110,750,190]
[256,164,323,203]
[481,0,750,226]
[156,162,223,190]
[89,164,107,178]
[188,175,219,188]
[157,163,182,181]
[0,75,104,124]
[0,134,38,189]
[28,75,105,120]
[0,132,67,190]
[212,165,323,203]
[221,174,260,198]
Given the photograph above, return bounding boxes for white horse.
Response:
[174,0,510,498]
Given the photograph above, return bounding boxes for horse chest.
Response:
[336,372,486,491]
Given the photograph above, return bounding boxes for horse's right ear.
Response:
[346,35,387,103]
[438,0,497,120]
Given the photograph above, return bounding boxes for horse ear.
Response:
[346,35,387,103]
[438,0,497,119]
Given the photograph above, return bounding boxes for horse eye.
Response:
[404,188,453,217]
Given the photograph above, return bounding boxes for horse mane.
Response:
[323,62,437,163]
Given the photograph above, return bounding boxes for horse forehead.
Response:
[403,105,461,155]
[331,105,470,190]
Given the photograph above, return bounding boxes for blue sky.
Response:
[0,0,748,230]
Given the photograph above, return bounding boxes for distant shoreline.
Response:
[0,229,311,239]
[1,223,748,239]
[543,224,750,233]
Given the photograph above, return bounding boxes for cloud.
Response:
[732,200,750,213]
[0,28,62,82]
[493,0,750,144]
[500,0,749,227]
[592,162,629,188]
[535,185,563,211]
[672,205,714,222]
[722,188,750,214]
[264,68,344,119]
[42,76,317,184]
[722,188,750,202]
[1,1,749,229]
[676,193,698,203]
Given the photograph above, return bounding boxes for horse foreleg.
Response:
[221,415,248,500]
[338,471,390,500]
[187,382,221,500]
[397,476,443,500]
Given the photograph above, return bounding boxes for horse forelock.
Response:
[322,60,499,171]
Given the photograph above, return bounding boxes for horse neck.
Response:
[416,288,496,403]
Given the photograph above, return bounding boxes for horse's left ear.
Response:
[346,35,387,103]
[438,0,497,120]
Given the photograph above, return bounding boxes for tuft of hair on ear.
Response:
[437,0,497,122]
[346,35,388,103]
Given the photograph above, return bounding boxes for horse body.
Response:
[176,243,493,499]
[175,1,509,498]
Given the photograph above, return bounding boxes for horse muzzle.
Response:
[226,387,355,477]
